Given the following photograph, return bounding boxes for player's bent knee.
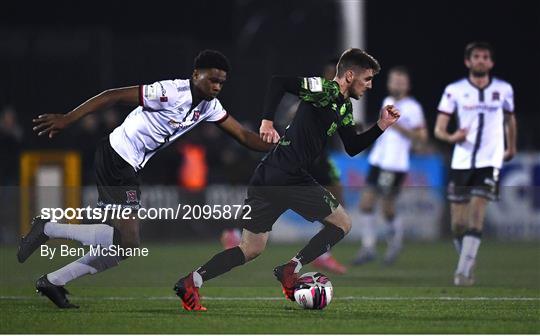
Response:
[360,199,375,213]
[325,206,351,234]
[360,205,375,214]
[341,215,352,234]
[334,210,352,234]
[451,223,467,234]
[239,243,265,262]
[359,191,377,213]
[359,198,375,213]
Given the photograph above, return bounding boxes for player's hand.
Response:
[504,147,516,162]
[449,128,468,143]
[32,114,72,138]
[259,119,280,143]
[377,105,400,130]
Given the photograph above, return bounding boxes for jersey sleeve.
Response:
[338,123,384,157]
[437,85,456,115]
[205,99,229,124]
[139,80,180,111]
[503,83,515,113]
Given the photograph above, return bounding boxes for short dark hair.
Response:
[194,49,231,72]
[336,48,380,77]
[464,41,495,60]
[388,65,410,77]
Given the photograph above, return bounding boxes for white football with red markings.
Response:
[293,272,333,309]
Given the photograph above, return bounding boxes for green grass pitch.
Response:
[1,241,539,333]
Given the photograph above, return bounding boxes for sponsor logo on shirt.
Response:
[126,190,138,203]
[144,84,159,100]
[168,110,201,129]
[169,119,192,129]
[158,82,168,102]
[145,83,168,102]
[462,104,499,112]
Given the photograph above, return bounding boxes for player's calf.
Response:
[238,230,267,262]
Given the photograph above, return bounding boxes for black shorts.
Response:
[241,163,340,234]
[94,137,141,209]
[447,167,500,202]
[365,165,406,197]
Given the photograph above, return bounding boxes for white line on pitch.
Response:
[1,296,539,301]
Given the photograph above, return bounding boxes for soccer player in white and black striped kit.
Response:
[435,42,517,286]
[353,66,427,266]
[19,50,275,308]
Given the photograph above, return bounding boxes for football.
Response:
[293,272,333,309]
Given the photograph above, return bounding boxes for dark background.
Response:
[1,0,539,160]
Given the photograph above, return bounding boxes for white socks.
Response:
[453,237,462,255]
[455,235,481,277]
[291,257,303,273]
[43,223,119,286]
[44,222,114,246]
[193,271,203,288]
[360,212,377,252]
[47,252,121,286]
[318,251,331,260]
[386,216,404,248]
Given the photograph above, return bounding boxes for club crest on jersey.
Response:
[492,91,500,101]
[168,118,197,129]
[126,190,138,203]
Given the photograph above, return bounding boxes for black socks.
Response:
[196,246,246,282]
[295,225,345,265]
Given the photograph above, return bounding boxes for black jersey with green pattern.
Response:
[261,76,372,175]
[298,77,355,134]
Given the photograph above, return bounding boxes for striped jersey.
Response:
[109,79,228,171]
[437,77,514,169]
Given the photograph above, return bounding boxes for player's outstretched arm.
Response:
[338,105,400,157]
[503,113,517,161]
[217,114,276,152]
[33,86,139,138]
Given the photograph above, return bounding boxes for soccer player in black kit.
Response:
[174,48,400,311]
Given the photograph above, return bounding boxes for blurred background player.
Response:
[434,42,517,286]
[353,66,427,265]
[18,50,274,308]
[220,58,348,274]
[173,48,400,311]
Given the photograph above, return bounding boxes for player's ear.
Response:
[192,69,199,80]
[345,70,354,84]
